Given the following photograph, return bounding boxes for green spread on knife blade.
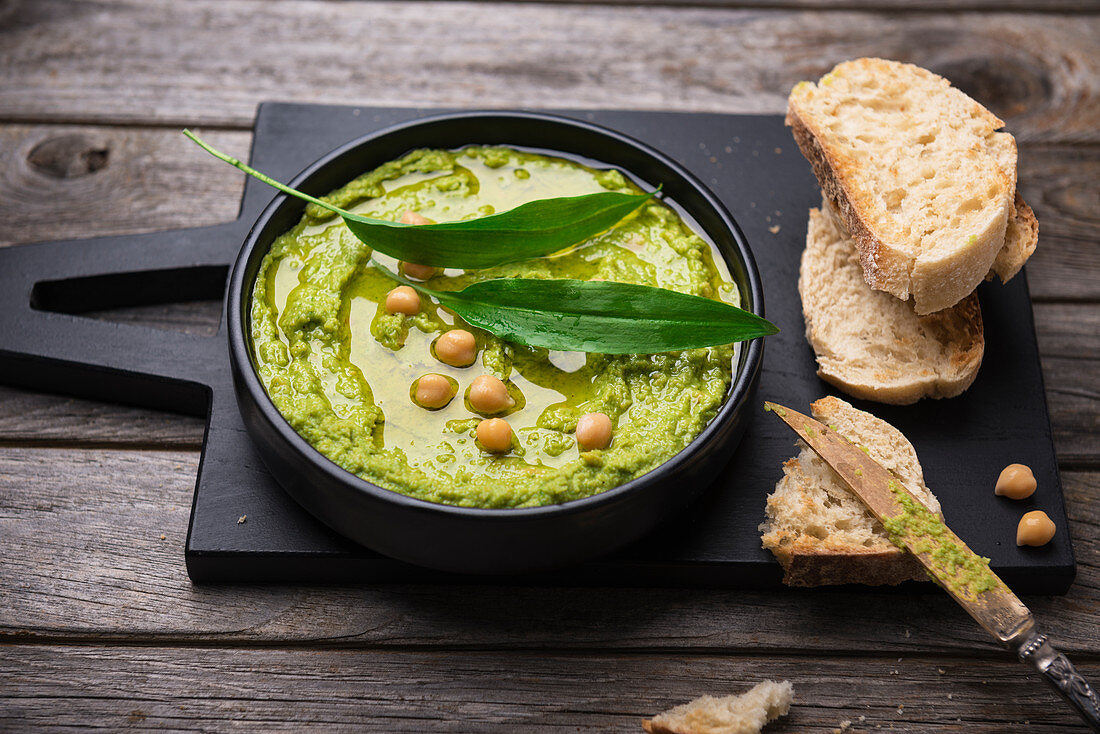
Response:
[881,480,998,599]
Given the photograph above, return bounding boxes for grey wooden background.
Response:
[1,0,1097,731]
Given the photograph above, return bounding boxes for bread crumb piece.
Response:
[237,515,247,524]
[937,668,945,675]
[159,535,166,540]
[642,680,794,734]
[768,225,781,234]
[831,720,852,733]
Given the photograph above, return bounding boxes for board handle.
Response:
[0,221,248,416]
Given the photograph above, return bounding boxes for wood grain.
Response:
[1034,304,1100,466]
[1,1,1097,142]
[1,445,1095,654]
[0,125,246,248]
[1018,145,1100,302]
[2,644,1096,732]
[387,0,1100,11]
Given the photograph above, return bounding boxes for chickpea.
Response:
[434,329,477,367]
[1016,510,1057,547]
[468,375,515,415]
[399,209,434,226]
[995,463,1036,500]
[476,418,513,453]
[413,374,455,410]
[401,261,438,280]
[576,412,613,451]
[384,286,420,315]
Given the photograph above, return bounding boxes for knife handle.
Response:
[1017,632,1100,730]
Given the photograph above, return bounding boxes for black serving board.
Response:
[0,103,1074,592]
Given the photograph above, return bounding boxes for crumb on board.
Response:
[774,147,782,154]
[831,720,851,733]
[237,515,247,524]
[159,535,166,540]
[938,668,946,675]
[768,225,781,234]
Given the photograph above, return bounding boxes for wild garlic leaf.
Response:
[185,130,654,268]
[374,263,778,354]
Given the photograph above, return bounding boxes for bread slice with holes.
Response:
[787,58,1021,314]
[759,396,942,587]
[642,680,795,734]
[799,202,984,405]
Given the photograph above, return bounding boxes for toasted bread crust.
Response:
[799,206,985,405]
[991,194,1039,283]
[787,106,911,300]
[787,58,1018,314]
[777,545,926,587]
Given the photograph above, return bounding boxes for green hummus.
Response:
[249,146,740,508]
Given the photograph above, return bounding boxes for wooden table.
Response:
[1,1,1097,731]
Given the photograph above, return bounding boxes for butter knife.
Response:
[765,402,1100,730]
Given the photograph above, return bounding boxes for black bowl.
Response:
[227,111,765,575]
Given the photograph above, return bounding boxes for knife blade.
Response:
[765,401,1100,729]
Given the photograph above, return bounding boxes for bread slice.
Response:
[759,396,942,587]
[642,680,794,734]
[799,203,984,404]
[787,58,1016,314]
[990,194,1039,283]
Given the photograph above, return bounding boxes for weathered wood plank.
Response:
[1017,146,1100,302]
[0,122,1096,300]
[0,386,207,448]
[2,644,1096,732]
[0,303,1093,459]
[1,1,1097,142]
[0,445,1095,653]
[1033,304,1100,466]
[0,125,246,248]
[347,0,1100,11]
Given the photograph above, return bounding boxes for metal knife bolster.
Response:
[1014,629,1100,729]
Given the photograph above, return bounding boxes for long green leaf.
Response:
[375,263,778,354]
[184,130,655,268]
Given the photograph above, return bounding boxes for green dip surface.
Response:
[249,146,740,508]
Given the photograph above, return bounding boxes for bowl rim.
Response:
[227,109,766,521]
